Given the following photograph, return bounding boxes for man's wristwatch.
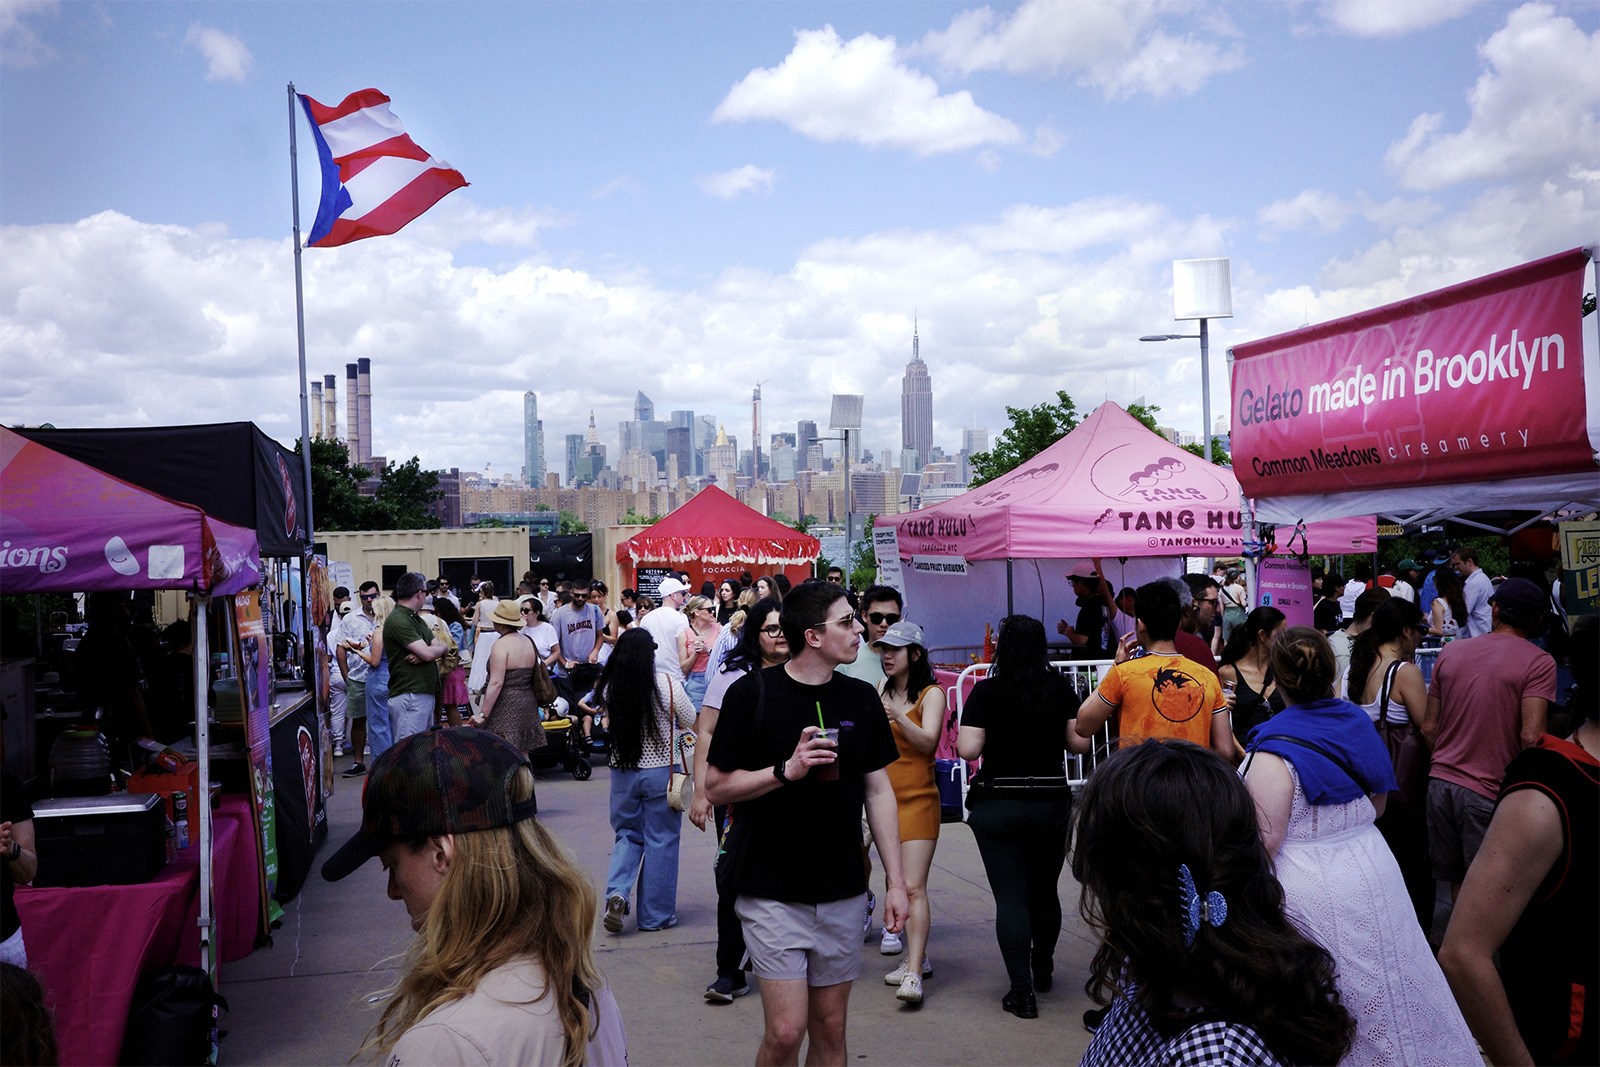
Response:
[772,761,790,786]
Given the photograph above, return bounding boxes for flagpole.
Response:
[288,83,317,546]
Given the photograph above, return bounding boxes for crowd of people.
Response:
[304,551,1590,1067]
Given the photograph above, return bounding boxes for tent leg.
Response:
[1006,558,1014,617]
[194,596,216,990]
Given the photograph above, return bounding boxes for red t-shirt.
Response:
[1428,632,1556,800]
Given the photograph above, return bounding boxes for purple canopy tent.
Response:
[0,426,263,982]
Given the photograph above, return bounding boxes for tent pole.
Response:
[1006,557,1014,617]
[194,594,216,987]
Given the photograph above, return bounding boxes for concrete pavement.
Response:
[220,762,1098,1065]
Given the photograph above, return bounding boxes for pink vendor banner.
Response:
[1230,248,1592,501]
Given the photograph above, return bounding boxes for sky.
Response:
[2,0,1597,479]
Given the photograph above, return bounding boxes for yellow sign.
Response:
[1375,523,1405,538]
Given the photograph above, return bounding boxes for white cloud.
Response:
[589,176,636,200]
[1317,0,1476,37]
[1385,3,1600,191]
[697,165,777,200]
[183,23,251,83]
[1,0,58,69]
[713,26,1023,156]
[1256,190,1439,236]
[917,0,1244,101]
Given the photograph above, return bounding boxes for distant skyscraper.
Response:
[901,318,933,467]
[564,433,583,485]
[797,419,819,471]
[751,383,763,481]
[635,391,654,421]
[523,391,546,486]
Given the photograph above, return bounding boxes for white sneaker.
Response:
[885,957,933,984]
[895,973,923,1004]
[880,930,903,955]
[862,891,876,941]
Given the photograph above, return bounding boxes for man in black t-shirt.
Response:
[706,581,907,1065]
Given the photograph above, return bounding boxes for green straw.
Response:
[816,701,826,730]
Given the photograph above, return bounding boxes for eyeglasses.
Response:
[1200,597,1220,607]
[866,612,900,626]
[759,624,784,637]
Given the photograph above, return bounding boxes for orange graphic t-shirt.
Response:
[1096,653,1225,747]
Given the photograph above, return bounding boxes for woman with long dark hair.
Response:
[1075,739,1354,1065]
[873,621,945,1005]
[432,596,470,728]
[957,615,1087,1019]
[1344,597,1434,927]
[1217,606,1287,746]
[688,596,788,1003]
[1429,567,1467,639]
[1242,627,1477,1064]
[714,580,740,625]
[594,629,696,935]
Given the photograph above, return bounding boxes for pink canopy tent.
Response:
[0,427,261,596]
[0,426,262,986]
[878,403,1375,652]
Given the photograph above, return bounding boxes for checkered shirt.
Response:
[1082,990,1283,1066]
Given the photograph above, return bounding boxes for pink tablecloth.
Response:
[15,796,259,1066]
[934,668,983,760]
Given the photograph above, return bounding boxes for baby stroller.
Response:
[531,707,593,780]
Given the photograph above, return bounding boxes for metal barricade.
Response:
[948,659,1116,819]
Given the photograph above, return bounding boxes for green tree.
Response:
[621,510,662,525]
[850,515,879,591]
[967,390,1079,486]
[557,510,589,535]
[296,438,441,531]
[1126,400,1231,466]
[372,457,443,529]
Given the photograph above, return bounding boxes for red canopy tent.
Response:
[615,485,820,595]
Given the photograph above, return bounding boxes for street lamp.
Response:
[1140,258,1232,464]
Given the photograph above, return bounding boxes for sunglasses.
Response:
[866,612,900,627]
[519,606,533,614]
[359,593,377,600]
[813,614,858,632]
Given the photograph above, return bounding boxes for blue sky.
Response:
[2,0,1596,478]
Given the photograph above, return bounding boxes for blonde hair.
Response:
[364,768,603,1066]
[683,595,712,619]
[370,595,395,625]
[737,588,757,609]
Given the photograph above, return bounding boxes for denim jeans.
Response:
[605,764,682,929]
[389,692,435,745]
[684,670,708,710]
[366,664,392,762]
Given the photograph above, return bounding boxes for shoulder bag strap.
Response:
[1377,660,1404,728]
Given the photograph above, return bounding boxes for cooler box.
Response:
[31,794,167,887]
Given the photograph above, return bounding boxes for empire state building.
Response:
[901,318,933,468]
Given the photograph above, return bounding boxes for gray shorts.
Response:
[735,893,867,987]
[1427,777,1495,883]
[345,680,367,720]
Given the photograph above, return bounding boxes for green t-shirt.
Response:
[384,605,439,696]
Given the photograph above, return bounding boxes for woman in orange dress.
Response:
[873,620,946,1005]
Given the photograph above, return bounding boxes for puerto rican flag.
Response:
[298,88,468,248]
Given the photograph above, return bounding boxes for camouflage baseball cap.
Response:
[320,727,539,882]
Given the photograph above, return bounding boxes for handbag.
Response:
[524,636,559,706]
[668,731,695,812]
[1375,660,1429,812]
[667,676,696,811]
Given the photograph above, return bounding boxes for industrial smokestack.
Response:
[357,357,373,465]
[345,363,360,462]
[310,380,323,439]
[322,374,338,444]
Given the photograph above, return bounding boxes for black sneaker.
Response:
[704,976,750,1003]
[341,763,366,778]
[1083,1006,1107,1033]
[603,895,628,934]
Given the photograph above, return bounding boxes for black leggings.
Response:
[967,793,1071,995]
[713,804,748,979]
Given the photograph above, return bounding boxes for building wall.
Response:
[319,527,531,592]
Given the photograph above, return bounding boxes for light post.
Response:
[1139,258,1232,464]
